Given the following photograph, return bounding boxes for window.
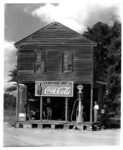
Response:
[41,51,46,72]
[63,51,73,72]
[34,51,46,73]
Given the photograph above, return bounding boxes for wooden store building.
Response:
[14,22,106,129]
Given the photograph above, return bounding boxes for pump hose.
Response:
[70,99,79,122]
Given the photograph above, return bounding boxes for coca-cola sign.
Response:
[35,81,73,97]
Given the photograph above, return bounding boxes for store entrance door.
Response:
[42,97,65,121]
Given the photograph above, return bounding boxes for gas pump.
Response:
[71,85,84,124]
[76,85,84,124]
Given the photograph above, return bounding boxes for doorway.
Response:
[42,97,65,121]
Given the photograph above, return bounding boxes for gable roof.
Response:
[14,22,96,46]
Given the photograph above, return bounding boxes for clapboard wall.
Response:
[15,22,95,84]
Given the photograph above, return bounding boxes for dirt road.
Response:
[3,123,120,147]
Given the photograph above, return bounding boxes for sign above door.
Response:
[35,81,74,97]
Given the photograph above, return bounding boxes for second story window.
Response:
[34,51,46,73]
[63,51,73,72]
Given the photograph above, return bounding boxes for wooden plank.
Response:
[90,45,94,124]
[18,75,93,83]
[65,97,68,122]
[19,45,93,50]
[90,83,93,123]
[16,82,19,122]
[40,96,43,121]
[16,49,19,122]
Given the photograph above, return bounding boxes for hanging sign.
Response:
[35,81,73,97]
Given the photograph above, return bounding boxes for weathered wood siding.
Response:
[18,50,35,71]
[15,22,93,46]
[15,22,94,84]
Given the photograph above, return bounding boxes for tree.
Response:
[4,67,17,110]
[83,21,121,118]
[106,22,121,117]
[8,67,17,82]
[5,67,17,94]
[84,22,111,82]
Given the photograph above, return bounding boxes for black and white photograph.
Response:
[3,0,121,147]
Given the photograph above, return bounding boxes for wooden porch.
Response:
[15,120,92,130]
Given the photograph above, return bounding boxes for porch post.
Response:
[40,96,43,121]
[90,83,93,123]
[65,97,68,122]
[16,82,19,121]
[98,84,102,108]
[16,49,19,122]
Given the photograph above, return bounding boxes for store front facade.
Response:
[14,22,104,127]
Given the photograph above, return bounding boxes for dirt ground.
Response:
[3,122,120,147]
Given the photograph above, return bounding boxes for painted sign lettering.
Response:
[35,81,73,97]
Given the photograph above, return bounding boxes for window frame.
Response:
[34,50,47,73]
[62,50,74,72]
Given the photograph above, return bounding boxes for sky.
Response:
[4,0,121,88]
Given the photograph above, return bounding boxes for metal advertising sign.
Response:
[35,81,74,97]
